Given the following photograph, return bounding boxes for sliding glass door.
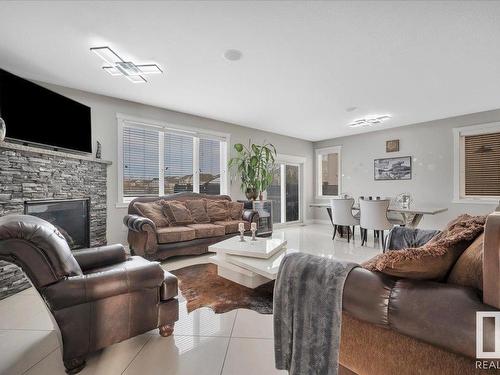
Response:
[268,162,302,224]
[285,165,299,222]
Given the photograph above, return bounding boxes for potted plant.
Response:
[228,140,277,200]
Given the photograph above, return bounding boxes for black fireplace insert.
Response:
[24,198,90,249]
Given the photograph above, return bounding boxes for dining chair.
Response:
[359,198,394,247]
[330,198,360,243]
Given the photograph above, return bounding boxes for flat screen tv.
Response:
[0,68,92,153]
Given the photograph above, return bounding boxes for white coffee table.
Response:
[209,235,289,288]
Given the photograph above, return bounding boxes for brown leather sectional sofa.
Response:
[338,211,500,375]
[124,192,259,260]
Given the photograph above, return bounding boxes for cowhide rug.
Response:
[170,263,274,314]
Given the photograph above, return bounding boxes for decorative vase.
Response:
[0,117,5,142]
[245,188,258,200]
[95,141,102,159]
[259,192,263,201]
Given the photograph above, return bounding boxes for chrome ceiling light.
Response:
[348,114,392,128]
[90,46,163,83]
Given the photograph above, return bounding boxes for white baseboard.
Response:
[310,219,331,225]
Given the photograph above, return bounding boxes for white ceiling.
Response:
[1,1,500,141]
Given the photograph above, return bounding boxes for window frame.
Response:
[315,145,342,199]
[117,113,230,206]
[453,122,500,204]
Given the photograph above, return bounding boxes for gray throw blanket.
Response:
[274,252,358,375]
[386,226,441,251]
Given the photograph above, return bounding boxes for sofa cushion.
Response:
[187,223,225,238]
[205,200,229,222]
[156,226,196,244]
[184,199,210,223]
[214,220,250,234]
[161,201,194,226]
[447,232,484,291]
[228,202,244,220]
[134,201,169,228]
[363,214,486,280]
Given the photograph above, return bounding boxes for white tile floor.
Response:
[0,224,382,375]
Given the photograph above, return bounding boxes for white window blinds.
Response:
[123,126,159,197]
[199,138,221,195]
[164,132,194,194]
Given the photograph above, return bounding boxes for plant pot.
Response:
[245,188,258,200]
[259,192,263,201]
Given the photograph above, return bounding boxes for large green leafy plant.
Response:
[228,141,277,200]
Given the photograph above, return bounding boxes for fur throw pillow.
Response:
[363,214,486,280]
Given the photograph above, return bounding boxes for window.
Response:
[118,114,228,203]
[316,146,342,198]
[454,123,500,202]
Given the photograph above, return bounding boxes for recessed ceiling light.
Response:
[90,46,163,83]
[346,106,358,112]
[348,114,392,128]
[223,49,243,61]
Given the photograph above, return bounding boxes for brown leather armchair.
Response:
[0,214,179,374]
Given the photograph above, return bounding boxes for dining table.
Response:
[309,202,448,228]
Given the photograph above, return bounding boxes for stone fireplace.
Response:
[0,141,111,299]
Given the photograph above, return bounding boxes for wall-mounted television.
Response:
[0,68,92,153]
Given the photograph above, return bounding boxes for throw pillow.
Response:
[447,232,484,291]
[205,199,229,222]
[161,200,194,226]
[133,201,170,228]
[185,199,210,223]
[362,214,486,280]
[228,201,244,220]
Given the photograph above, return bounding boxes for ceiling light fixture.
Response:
[90,46,162,83]
[348,114,392,128]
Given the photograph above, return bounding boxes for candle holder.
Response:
[251,228,257,241]
[239,229,246,242]
[250,222,258,241]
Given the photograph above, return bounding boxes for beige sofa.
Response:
[123,192,259,260]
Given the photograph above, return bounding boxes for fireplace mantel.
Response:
[0,141,112,165]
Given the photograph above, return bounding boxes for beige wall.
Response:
[313,109,500,229]
[38,82,314,244]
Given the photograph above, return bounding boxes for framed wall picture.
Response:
[386,139,400,152]
[374,156,412,181]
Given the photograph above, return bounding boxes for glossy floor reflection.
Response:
[0,224,381,375]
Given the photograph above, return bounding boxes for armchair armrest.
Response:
[43,256,165,310]
[124,214,156,232]
[385,226,440,251]
[242,209,259,223]
[73,244,127,271]
[124,215,158,257]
